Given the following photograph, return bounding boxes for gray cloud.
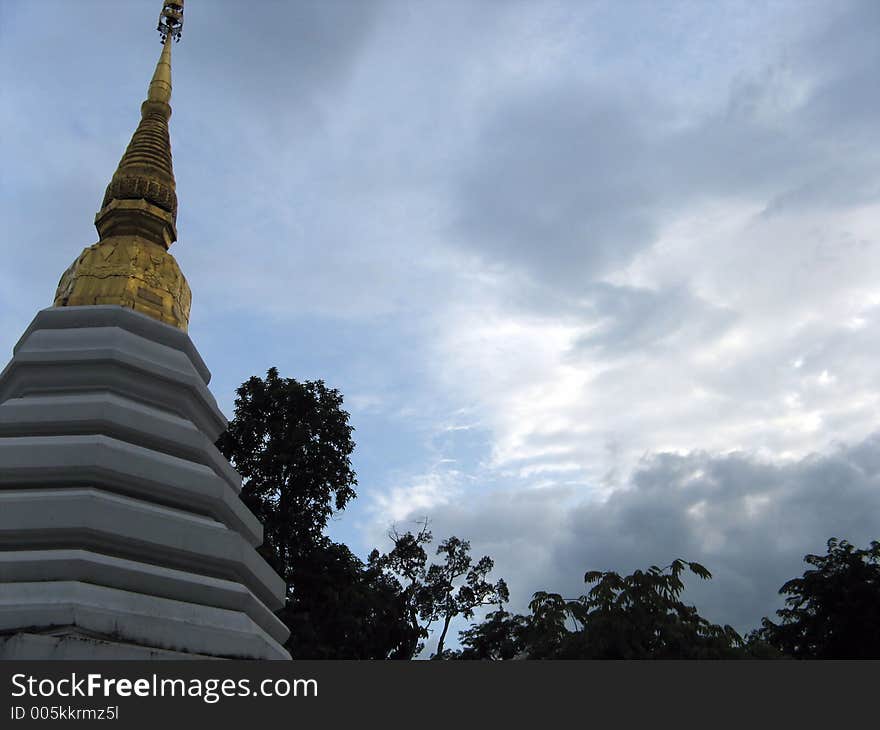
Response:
[452,0,880,304]
[572,282,737,356]
[456,88,659,284]
[411,433,880,634]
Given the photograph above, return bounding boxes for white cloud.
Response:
[371,468,465,525]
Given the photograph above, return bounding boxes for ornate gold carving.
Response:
[54,236,191,331]
[102,172,177,218]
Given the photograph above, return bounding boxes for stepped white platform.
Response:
[0,306,290,659]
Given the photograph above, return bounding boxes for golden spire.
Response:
[54,1,192,330]
[96,32,178,247]
[148,34,173,102]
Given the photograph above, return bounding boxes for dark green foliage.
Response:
[375,522,509,658]
[758,538,880,658]
[217,376,508,659]
[523,591,572,658]
[370,522,433,659]
[420,537,509,658]
[457,609,528,660]
[216,367,357,583]
[279,540,421,659]
[741,630,785,658]
[457,560,744,659]
[218,368,379,657]
[553,560,744,658]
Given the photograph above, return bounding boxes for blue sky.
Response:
[2,0,880,640]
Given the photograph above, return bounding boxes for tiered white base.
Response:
[0,306,289,659]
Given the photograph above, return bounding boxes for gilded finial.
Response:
[53,0,192,330]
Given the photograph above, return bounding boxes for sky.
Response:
[2,0,880,642]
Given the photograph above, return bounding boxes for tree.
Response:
[456,560,744,659]
[420,537,510,658]
[457,609,528,660]
[554,560,743,658]
[217,370,509,659]
[369,521,434,659]
[218,368,381,658]
[375,521,509,659]
[759,537,880,659]
[216,367,357,583]
[279,540,419,659]
[523,591,574,658]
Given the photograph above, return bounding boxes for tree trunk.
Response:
[434,614,452,658]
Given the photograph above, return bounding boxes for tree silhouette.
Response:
[217,368,373,657]
[218,378,509,659]
[369,521,434,659]
[375,521,509,658]
[457,609,528,660]
[759,537,880,658]
[278,540,421,659]
[457,560,744,659]
[216,367,357,583]
[556,560,743,658]
[421,537,509,658]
